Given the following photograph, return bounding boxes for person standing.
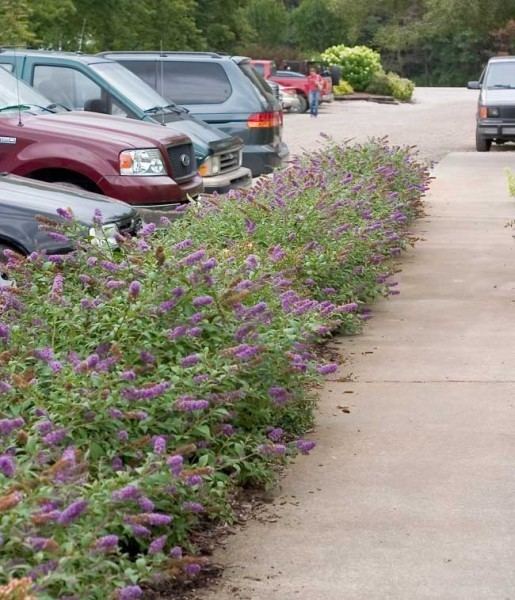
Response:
[307,67,324,117]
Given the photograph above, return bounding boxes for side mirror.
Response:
[467,81,481,90]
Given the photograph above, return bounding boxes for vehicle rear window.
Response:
[162,62,231,104]
[485,62,515,89]
[119,60,157,90]
[239,63,273,101]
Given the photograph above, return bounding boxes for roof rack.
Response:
[101,50,224,59]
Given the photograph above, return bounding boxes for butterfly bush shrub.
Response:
[0,139,429,599]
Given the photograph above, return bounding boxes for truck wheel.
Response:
[476,133,491,152]
[298,94,308,113]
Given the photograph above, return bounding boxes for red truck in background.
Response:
[0,67,203,211]
[251,60,333,113]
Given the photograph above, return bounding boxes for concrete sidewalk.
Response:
[197,153,515,600]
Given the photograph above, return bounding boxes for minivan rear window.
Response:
[238,63,273,102]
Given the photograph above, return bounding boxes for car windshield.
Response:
[0,67,54,111]
[485,62,515,89]
[90,61,177,113]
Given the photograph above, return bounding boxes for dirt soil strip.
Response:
[194,152,515,600]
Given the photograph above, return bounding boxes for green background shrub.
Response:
[321,44,382,91]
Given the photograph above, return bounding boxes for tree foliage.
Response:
[4,0,515,84]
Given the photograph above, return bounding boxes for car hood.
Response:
[481,88,515,105]
[0,174,135,224]
[161,113,240,157]
[17,110,191,149]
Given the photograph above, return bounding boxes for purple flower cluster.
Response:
[0,417,24,436]
[180,353,201,368]
[117,585,143,600]
[0,454,15,477]
[122,381,170,401]
[175,396,209,412]
[57,499,88,525]
[231,344,260,362]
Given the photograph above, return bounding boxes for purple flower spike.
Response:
[93,208,103,225]
[244,254,260,271]
[245,218,256,234]
[182,501,204,513]
[57,499,88,525]
[269,244,285,263]
[296,439,316,455]
[131,524,151,538]
[170,545,182,559]
[268,386,289,406]
[138,496,155,512]
[95,534,119,552]
[57,207,74,221]
[149,535,167,554]
[0,417,24,436]
[176,398,209,412]
[117,585,143,600]
[0,323,9,341]
[42,428,68,447]
[184,563,202,577]
[317,363,338,375]
[180,353,200,368]
[140,222,156,237]
[167,454,183,476]
[180,248,205,266]
[153,436,166,454]
[128,280,141,298]
[192,295,213,308]
[112,485,141,502]
[168,325,188,340]
[0,454,15,477]
[140,512,172,526]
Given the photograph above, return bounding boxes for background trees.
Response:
[1,0,515,84]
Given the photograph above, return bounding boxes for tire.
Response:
[297,94,308,113]
[476,132,492,152]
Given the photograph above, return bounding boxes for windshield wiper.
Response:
[145,104,189,115]
[0,103,55,113]
[490,84,515,89]
[47,102,71,112]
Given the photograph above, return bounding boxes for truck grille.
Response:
[499,106,515,120]
[219,148,241,174]
[167,143,197,182]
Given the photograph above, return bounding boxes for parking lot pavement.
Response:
[283,87,479,164]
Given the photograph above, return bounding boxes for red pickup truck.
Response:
[0,68,203,210]
[251,60,333,113]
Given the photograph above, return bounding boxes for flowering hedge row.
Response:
[0,139,429,599]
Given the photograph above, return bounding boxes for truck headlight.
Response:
[119,148,166,176]
[487,107,500,117]
[198,155,221,177]
[89,223,119,248]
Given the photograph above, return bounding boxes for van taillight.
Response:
[248,111,282,128]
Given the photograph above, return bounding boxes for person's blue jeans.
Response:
[309,90,320,116]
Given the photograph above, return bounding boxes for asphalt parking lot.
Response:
[283,87,480,164]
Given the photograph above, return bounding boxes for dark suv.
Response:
[100,52,290,177]
[468,56,515,152]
